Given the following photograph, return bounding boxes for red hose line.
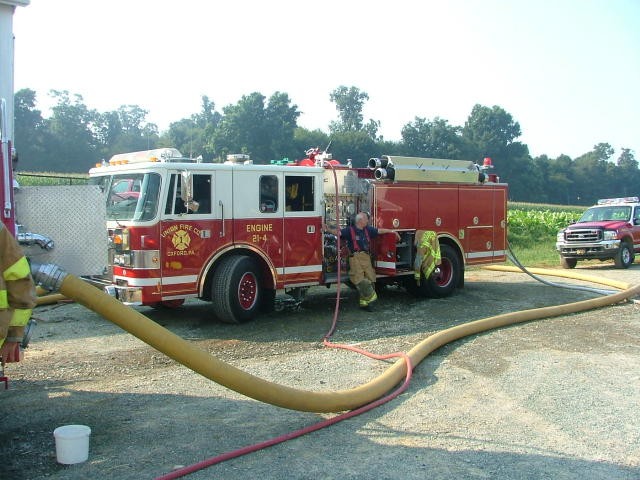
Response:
[154,162,413,480]
[155,354,412,480]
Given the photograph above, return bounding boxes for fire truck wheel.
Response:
[212,255,262,323]
[613,241,634,269]
[424,244,461,298]
[406,244,461,298]
[560,256,577,269]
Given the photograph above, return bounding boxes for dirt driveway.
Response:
[1,264,639,480]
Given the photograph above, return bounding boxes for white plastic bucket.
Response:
[53,425,91,464]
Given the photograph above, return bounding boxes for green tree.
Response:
[13,88,48,171]
[401,117,464,158]
[616,148,637,170]
[292,127,330,160]
[543,154,576,204]
[96,105,159,159]
[462,104,540,200]
[166,118,200,158]
[193,95,221,129]
[572,143,615,204]
[265,91,300,161]
[210,92,299,162]
[163,96,222,161]
[462,104,521,158]
[614,148,639,197]
[46,90,100,172]
[211,92,268,161]
[329,86,380,140]
[329,131,379,167]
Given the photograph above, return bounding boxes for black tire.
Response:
[424,244,462,298]
[560,256,577,269]
[212,255,262,323]
[614,242,634,269]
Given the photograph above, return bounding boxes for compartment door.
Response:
[459,187,496,264]
[282,173,323,286]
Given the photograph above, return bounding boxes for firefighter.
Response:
[325,212,400,310]
[0,222,36,364]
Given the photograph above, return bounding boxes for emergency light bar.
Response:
[597,197,639,205]
[224,154,252,165]
[108,148,187,166]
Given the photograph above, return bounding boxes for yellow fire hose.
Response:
[35,264,639,413]
[35,285,68,305]
[36,293,67,306]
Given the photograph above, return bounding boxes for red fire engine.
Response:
[88,148,507,323]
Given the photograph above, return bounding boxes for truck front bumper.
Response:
[556,239,620,259]
[80,275,143,305]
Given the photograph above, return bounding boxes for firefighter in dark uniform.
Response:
[325,212,400,310]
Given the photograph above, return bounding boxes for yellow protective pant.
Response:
[348,252,377,306]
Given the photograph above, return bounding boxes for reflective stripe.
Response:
[161,275,198,286]
[276,265,323,274]
[113,275,198,287]
[466,250,506,259]
[375,261,396,269]
[162,294,198,301]
[9,308,32,327]
[3,257,31,281]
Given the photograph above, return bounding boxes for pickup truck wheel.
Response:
[560,256,577,269]
[614,242,634,269]
[212,255,262,323]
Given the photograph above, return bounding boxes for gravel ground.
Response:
[1,264,639,480]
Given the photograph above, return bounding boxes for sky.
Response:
[10,0,640,160]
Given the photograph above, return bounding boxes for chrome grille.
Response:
[565,228,602,242]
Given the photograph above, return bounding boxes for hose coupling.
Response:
[17,232,55,250]
[30,262,68,292]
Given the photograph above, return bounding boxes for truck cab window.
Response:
[190,174,212,214]
[165,174,186,214]
[104,173,160,221]
[260,175,278,213]
[285,176,314,212]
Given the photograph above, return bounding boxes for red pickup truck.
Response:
[556,197,640,269]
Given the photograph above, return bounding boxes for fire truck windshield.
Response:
[92,173,162,222]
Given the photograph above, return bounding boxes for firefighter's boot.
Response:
[357,281,377,310]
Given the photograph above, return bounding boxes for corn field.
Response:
[507,203,583,238]
[507,202,586,266]
[15,172,88,186]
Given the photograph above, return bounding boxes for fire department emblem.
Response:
[172,230,191,251]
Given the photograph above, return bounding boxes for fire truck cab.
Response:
[89,148,508,323]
